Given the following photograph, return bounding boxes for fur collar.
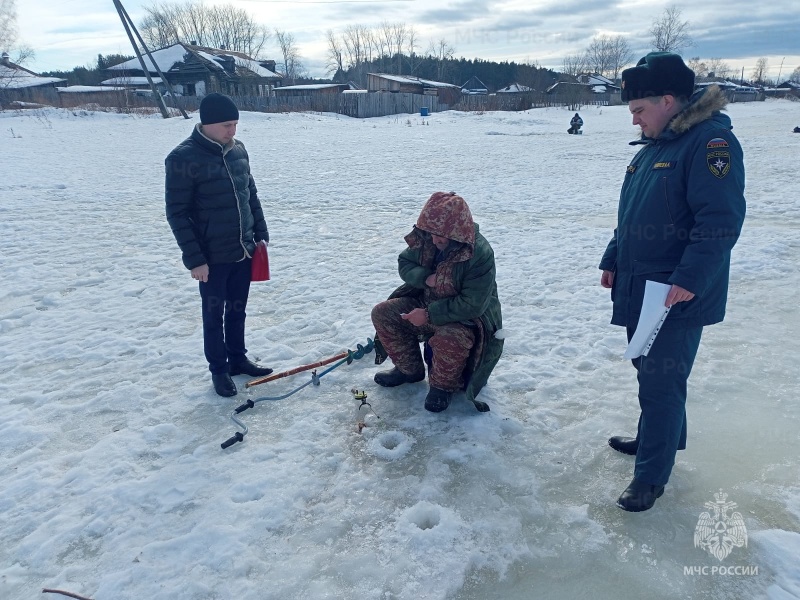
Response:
[669,85,728,135]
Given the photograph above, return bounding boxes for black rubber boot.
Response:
[374,367,425,388]
[212,373,237,397]
[424,387,452,412]
[229,358,273,377]
[616,478,665,512]
[608,436,638,456]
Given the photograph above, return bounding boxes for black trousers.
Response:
[199,259,251,374]
[627,324,703,486]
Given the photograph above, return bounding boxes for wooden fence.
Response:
[166,90,622,118]
[5,86,763,118]
[172,92,449,119]
[0,87,624,117]
[451,91,622,111]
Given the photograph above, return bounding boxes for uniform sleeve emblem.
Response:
[707,151,731,178]
[706,138,729,149]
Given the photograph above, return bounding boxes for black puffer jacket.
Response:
[165,124,268,269]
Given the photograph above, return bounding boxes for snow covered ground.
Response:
[1,98,798,600]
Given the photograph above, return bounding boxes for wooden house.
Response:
[577,73,621,93]
[461,76,489,95]
[0,52,66,106]
[497,83,533,94]
[106,43,282,97]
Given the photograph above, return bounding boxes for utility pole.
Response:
[112,0,189,119]
[776,57,785,85]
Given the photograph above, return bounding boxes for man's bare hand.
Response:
[401,308,428,327]
[665,284,694,307]
[191,264,209,283]
[601,270,614,288]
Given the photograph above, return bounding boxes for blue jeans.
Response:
[199,259,251,374]
[627,324,703,486]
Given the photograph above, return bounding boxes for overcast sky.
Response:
[15,0,800,80]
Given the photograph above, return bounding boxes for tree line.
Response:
[7,0,800,91]
[39,54,135,87]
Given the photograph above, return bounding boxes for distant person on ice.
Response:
[371,192,503,413]
[165,93,273,398]
[568,112,583,134]
[599,53,746,511]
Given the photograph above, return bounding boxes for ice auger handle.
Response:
[234,400,255,414]
[221,432,244,449]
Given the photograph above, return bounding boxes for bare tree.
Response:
[325,29,344,77]
[139,1,269,57]
[708,57,731,79]
[274,29,303,84]
[790,65,800,83]
[207,4,269,57]
[390,22,407,74]
[608,35,634,80]
[0,0,17,52]
[751,57,769,85]
[0,0,34,83]
[404,25,421,74]
[378,21,394,71]
[561,53,587,77]
[582,34,633,80]
[649,5,692,54]
[428,38,455,82]
[10,43,32,64]
[140,8,177,48]
[363,27,378,66]
[585,35,614,77]
[342,24,371,85]
[342,24,366,70]
[686,57,708,77]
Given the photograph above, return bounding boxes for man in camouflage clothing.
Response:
[371,192,503,413]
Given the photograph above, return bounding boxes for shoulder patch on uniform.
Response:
[652,161,676,169]
[707,137,729,149]
[627,165,637,174]
[707,151,731,179]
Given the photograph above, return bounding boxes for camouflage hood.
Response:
[415,192,475,247]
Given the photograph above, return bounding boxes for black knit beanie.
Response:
[199,93,239,125]
[621,52,695,102]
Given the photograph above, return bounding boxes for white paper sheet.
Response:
[624,280,672,359]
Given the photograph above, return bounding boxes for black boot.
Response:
[374,367,425,388]
[229,357,273,377]
[616,478,665,512]
[424,387,452,412]
[212,373,237,397]
[608,436,638,455]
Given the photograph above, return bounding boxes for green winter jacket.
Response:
[379,192,503,411]
[600,85,746,328]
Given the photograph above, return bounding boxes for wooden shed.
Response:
[273,83,350,97]
[367,73,461,104]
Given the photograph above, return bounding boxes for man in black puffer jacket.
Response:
[166,93,272,397]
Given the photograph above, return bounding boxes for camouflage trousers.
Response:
[371,296,476,392]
